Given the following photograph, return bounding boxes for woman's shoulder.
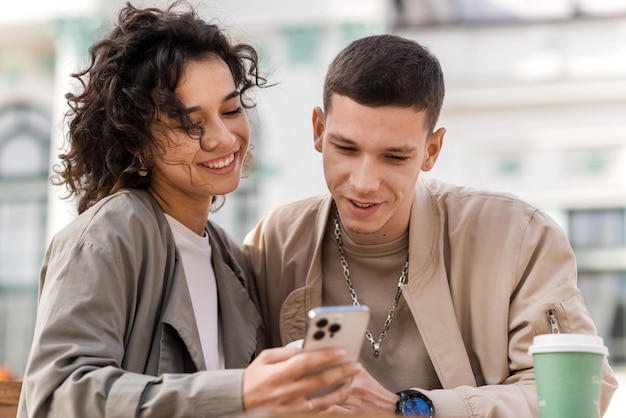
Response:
[92,188,158,214]
[54,189,165,244]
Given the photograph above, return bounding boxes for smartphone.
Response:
[302,305,370,397]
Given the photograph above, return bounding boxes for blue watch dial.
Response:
[397,390,434,417]
[403,396,432,415]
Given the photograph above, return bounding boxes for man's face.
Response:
[313,94,444,245]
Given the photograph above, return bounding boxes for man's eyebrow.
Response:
[328,133,417,153]
[327,132,353,143]
[385,145,417,153]
[185,90,241,114]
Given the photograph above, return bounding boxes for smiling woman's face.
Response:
[148,55,250,222]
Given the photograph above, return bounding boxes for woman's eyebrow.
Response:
[222,90,241,102]
[185,90,241,113]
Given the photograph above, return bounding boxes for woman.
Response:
[17,2,358,417]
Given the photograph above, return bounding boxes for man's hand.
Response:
[242,346,359,415]
[323,364,399,415]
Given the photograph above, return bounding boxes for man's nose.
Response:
[350,157,380,193]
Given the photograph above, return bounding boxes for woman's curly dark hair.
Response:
[53,1,267,214]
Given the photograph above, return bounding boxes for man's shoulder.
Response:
[264,195,330,220]
[251,195,330,240]
[419,178,566,245]
[421,178,537,214]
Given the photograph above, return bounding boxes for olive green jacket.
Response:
[18,189,260,418]
[244,178,618,418]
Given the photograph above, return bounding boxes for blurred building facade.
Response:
[0,0,625,378]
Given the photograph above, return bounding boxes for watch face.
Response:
[403,396,432,416]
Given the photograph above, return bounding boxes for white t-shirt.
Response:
[165,214,224,370]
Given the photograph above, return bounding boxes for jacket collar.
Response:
[158,215,259,371]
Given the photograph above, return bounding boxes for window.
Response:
[390,0,626,28]
[0,104,50,376]
[569,208,626,365]
[282,26,322,66]
[569,208,625,249]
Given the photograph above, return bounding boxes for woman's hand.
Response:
[242,346,360,414]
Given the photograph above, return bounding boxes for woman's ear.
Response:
[312,106,325,153]
[421,127,445,172]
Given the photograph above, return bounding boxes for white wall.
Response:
[399,17,626,212]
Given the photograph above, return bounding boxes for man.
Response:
[244,34,618,417]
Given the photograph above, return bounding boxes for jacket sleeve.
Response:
[18,233,246,418]
[418,209,619,418]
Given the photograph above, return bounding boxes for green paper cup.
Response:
[529,334,608,418]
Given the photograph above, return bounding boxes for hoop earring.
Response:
[138,159,148,177]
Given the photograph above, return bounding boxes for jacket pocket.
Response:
[547,308,561,334]
[531,303,571,336]
[533,291,590,336]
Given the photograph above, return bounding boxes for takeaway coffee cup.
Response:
[529,333,608,418]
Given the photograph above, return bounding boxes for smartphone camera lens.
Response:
[313,330,325,340]
[329,323,341,334]
[316,318,328,328]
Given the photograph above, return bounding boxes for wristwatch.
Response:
[395,389,435,417]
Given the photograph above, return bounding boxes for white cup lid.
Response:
[528,333,609,356]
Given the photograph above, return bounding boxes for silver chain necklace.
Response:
[333,210,409,358]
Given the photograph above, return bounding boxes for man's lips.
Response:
[350,199,377,209]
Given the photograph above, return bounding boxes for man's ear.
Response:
[312,106,325,153]
[421,127,445,172]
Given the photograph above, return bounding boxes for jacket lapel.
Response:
[158,224,261,372]
[211,232,260,369]
[159,257,206,372]
[405,181,477,388]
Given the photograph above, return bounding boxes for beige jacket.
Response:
[18,189,260,418]
[244,178,617,418]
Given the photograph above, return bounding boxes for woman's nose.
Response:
[200,119,236,151]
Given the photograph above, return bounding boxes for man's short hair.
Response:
[323,34,445,133]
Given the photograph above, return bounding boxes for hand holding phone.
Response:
[301,305,370,397]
